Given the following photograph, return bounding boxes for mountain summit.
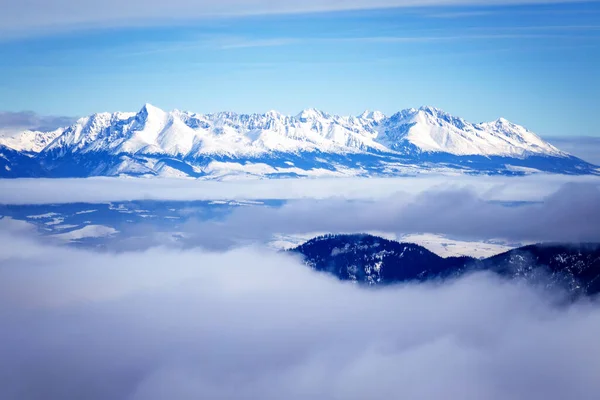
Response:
[0,105,597,178]
[380,106,564,157]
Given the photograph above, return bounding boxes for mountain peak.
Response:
[296,108,328,121]
[359,110,386,122]
[264,110,283,118]
[138,103,165,116]
[291,234,600,294]
[418,105,445,114]
[136,103,168,127]
[493,117,513,125]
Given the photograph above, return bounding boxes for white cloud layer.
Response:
[0,0,591,37]
[0,229,600,399]
[1,177,598,248]
[1,174,599,205]
[547,136,600,165]
[173,182,600,247]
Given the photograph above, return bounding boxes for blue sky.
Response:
[0,0,599,136]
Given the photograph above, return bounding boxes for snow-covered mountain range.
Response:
[0,104,597,178]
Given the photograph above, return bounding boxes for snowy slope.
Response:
[37,104,566,158]
[41,104,390,157]
[0,104,597,178]
[378,106,564,157]
[0,128,63,152]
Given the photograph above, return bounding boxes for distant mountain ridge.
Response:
[0,104,597,178]
[290,234,600,297]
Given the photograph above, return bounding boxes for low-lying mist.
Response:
[1,230,599,400]
[1,174,599,205]
[167,181,600,249]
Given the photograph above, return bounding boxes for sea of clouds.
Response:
[173,181,600,249]
[1,227,600,400]
[11,176,593,250]
[1,174,599,204]
[1,175,600,399]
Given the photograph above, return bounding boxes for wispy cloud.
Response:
[0,111,76,132]
[0,0,593,38]
[425,8,600,19]
[125,29,600,57]
[218,38,301,49]
[300,32,599,45]
[426,10,495,18]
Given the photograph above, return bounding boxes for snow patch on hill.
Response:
[52,225,119,241]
